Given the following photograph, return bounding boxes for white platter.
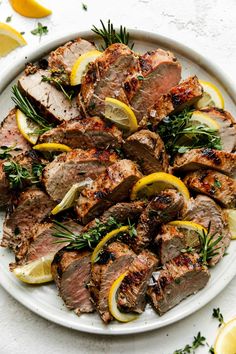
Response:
[0,30,236,335]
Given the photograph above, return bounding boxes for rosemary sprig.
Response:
[157,108,222,158]
[53,217,136,250]
[198,223,223,264]
[3,161,34,189]
[41,75,74,101]
[11,85,53,132]
[174,332,206,354]
[92,20,134,50]
[0,145,21,160]
[212,308,224,327]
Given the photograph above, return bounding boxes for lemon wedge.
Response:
[51,179,93,215]
[16,109,41,144]
[91,226,129,264]
[10,0,52,18]
[225,209,236,240]
[13,254,54,284]
[33,143,72,152]
[189,110,220,131]
[70,50,102,86]
[195,80,224,109]
[131,172,190,202]
[0,22,27,57]
[214,318,236,354]
[104,97,138,133]
[168,220,207,247]
[108,271,139,322]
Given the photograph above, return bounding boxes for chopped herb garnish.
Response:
[174,332,206,353]
[0,145,21,160]
[32,163,45,179]
[31,22,48,39]
[20,31,25,35]
[137,75,144,81]
[209,346,215,354]
[41,75,74,101]
[92,20,134,50]
[212,308,224,327]
[6,16,12,23]
[82,3,87,11]
[214,179,222,189]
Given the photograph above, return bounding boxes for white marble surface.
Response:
[0,0,236,353]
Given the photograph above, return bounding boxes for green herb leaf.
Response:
[3,160,37,189]
[214,179,222,189]
[82,3,87,11]
[31,22,48,39]
[174,332,206,353]
[6,16,12,23]
[92,20,134,50]
[212,308,224,327]
[0,145,21,160]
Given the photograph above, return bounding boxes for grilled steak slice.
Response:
[173,148,236,176]
[48,38,96,85]
[97,242,135,323]
[123,130,169,174]
[1,188,55,256]
[42,148,117,201]
[75,159,142,224]
[147,253,210,315]
[117,250,159,313]
[184,195,231,265]
[80,43,140,116]
[184,169,236,208]
[133,189,185,253]
[0,108,31,155]
[52,248,94,314]
[39,116,122,149]
[155,224,200,264]
[18,69,79,123]
[200,107,236,152]
[141,76,203,128]
[130,49,181,121]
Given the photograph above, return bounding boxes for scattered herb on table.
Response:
[0,146,21,160]
[20,31,25,35]
[174,332,206,353]
[41,75,74,101]
[6,16,12,23]
[82,3,87,11]
[212,308,224,327]
[92,20,134,50]
[31,22,48,39]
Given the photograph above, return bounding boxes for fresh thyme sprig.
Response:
[53,217,136,250]
[3,161,34,189]
[198,223,223,264]
[11,85,53,132]
[212,308,224,327]
[174,332,206,354]
[92,20,134,50]
[157,108,222,158]
[31,22,48,39]
[41,75,74,101]
[0,145,21,160]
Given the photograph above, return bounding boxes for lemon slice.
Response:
[214,318,236,354]
[33,143,72,152]
[168,220,207,234]
[131,172,190,202]
[0,22,27,57]
[104,97,138,133]
[108,271,139,323]
[70,50,102,86]
[13,254,54,284]
[225,209,236,240]
[91,226,129,264]
[16,109,41,144]
[189,110,220,131]
[195,80,224,109]
[10,0,52,18]
[51,179,93,215]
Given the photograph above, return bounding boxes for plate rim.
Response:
[0,28,236,335]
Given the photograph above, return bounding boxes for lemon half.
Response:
[214,318,236,354]
[70,50,102,86]
[16,109,40,144]
[131,172,190,202]
[33,143,72,152]
[108,271,139,323]
[10,0,52,18]
[195,80,224,109]
[0,22,27,57]
[226,209,236,240]
[104,97,138,133]
[13,254,54,284]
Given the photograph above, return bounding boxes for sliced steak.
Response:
[97,242,135,323]
[80,43,141,116]
[173,148,236,176]
[184,169,236,208]
[117,250,159,313]
[123,130,169,174]
[39,116,122,149]
[52,248,94,314]
[184,195,231,265]
[18,69,79,123]
[130,49,181,121]
[141,76,203,128]
[147,253,210,315]
[0,108,31,155]
[1,188,55,257]
[42,148,117,201]
[133,189,185,253]
[200,107,236,152]
[48,38,96,85]
[75,159,142,224]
